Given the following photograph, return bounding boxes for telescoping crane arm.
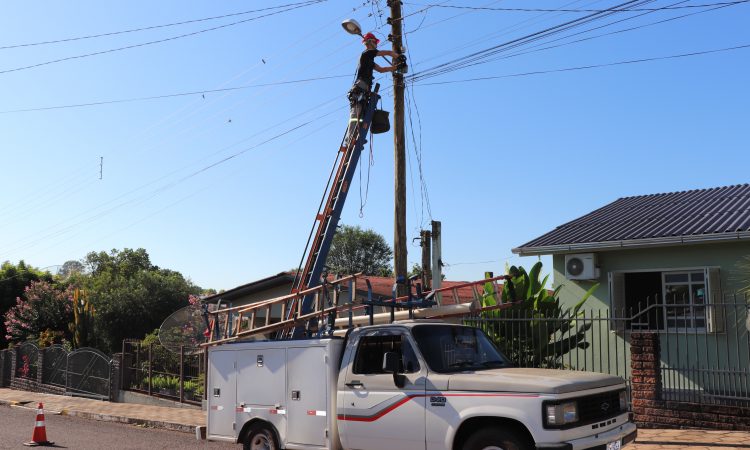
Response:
[286,84,382,339]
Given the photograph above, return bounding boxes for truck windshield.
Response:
[412,325,509,373]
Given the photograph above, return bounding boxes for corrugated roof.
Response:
[514,184,750,254]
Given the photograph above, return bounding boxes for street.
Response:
[0,405,235,450]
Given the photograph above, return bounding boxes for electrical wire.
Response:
[0,75,350,115]
[0,1,328,76]
[0,1,325,50]
[414,43,750,86]
[403,0,749,13]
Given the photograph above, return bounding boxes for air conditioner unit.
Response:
[565,253,600,280]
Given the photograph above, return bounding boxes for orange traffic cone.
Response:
[23,402,54,447]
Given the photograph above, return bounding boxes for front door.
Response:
[338,328,426,450]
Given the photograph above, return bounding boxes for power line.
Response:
[403,0,750,13]
[0,1,324,50]
[0,0,327,76]
[415,43,750,86]
[0,74,349,114]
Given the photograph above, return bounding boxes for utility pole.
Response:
[389,0,407,295]
[420,230,432,291]
[431,220,442,302]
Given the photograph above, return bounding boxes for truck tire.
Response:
[243,423,279,450]
[462,427,530,450]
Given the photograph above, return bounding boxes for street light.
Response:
[341,18,362,37]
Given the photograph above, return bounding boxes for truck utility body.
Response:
[207,321,637,450]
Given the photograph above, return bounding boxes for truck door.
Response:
[207,350,237,440]
[338,329,426,450]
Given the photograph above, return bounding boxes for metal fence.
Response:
[15,342,39,380]
[66,348,112,400]
[121,339,205,405]
[467,294,750,406]
[0,349,11,387]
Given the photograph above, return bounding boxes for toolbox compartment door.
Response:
[287,346,329,447]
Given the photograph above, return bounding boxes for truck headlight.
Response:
[544,401,578,427]
[619,390,628,411]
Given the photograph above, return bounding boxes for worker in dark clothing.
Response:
[346,32,406,144]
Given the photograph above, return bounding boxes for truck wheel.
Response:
[243,423,279,450]
[462,427,530,450]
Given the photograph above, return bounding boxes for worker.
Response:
[346,32,407,144]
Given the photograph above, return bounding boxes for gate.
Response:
[66,348,112,400]
[42,345,68,387]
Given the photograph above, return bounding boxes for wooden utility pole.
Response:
[389,0,407,295]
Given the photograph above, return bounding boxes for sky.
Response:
[0,0,748,292]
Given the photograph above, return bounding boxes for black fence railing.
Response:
[121,340,205,405]
[467,295,750,407]
[0,349,11,387]
[15,342,39,380]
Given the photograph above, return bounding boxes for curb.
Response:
[1,399,199,434]
[58,409,199,433]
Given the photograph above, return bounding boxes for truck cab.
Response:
[337,321,636,450]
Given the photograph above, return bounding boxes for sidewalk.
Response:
[0,388,204,433]
[2,388,750,448]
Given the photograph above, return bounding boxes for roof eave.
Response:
[512,231,750,256]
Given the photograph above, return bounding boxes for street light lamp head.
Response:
[341,19,362,36]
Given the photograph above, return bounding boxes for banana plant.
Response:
[477,262,597,368]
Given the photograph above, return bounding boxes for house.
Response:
[512,183,750,411]
[203,271,482,328]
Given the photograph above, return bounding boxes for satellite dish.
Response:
[341,18,362,36]
[158,303,210,355]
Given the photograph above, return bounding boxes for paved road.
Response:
[0,405,236,450]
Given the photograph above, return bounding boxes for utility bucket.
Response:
[371,109,390,134]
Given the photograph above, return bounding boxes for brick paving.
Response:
[630,429,750,449]
[2,388,750,447]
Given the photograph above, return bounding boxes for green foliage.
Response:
[0,261,54,348]
[478,262,597,368]
[4,280,73,344]
[69,288,95,348]
[326,225,393,276]
[83,248,201,353]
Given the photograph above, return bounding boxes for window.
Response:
[609,267,722,333]
[411,325,508,373]
[352,331,420,375]
[663,271,707,331]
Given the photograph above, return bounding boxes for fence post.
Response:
[148,343,153,396]
[121,340,126,391]
[179,345,184,403]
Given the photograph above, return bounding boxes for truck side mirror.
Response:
[382,352,406,388]
[382,352,401,374]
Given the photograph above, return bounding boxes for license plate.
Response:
[606,440,622,450]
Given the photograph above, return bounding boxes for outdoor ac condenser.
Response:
[564,253,600,280]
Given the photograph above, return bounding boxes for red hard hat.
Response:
[362,32,379,44]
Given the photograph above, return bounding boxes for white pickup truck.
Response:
[205,320,636,450]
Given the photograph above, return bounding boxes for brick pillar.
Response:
[630,332,661,425]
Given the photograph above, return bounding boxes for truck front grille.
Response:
[577,390,624,423]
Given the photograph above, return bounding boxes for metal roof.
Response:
[513,184,750,255]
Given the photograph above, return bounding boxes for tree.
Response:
[326,225,393,276]
[4,280,73,344]
[83,248,201,353]
[58,260,85,279]
[0,261,53,348]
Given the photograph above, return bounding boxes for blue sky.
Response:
[1,0,748,291]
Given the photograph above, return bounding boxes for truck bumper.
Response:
[537,422,637,450]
